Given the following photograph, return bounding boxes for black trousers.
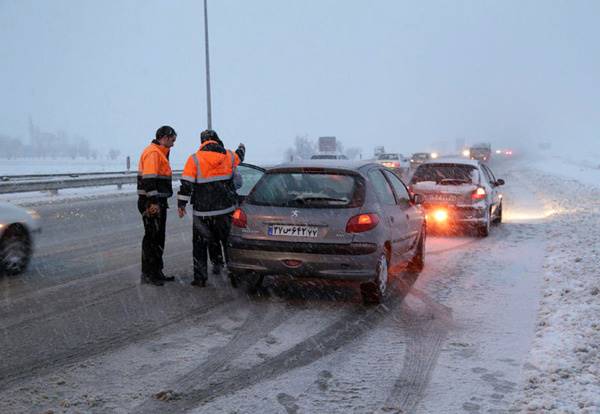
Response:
[193,214,232,281]
[138,198,167,276]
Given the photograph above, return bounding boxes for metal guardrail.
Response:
[0,171,183,194]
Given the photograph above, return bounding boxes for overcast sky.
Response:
[1,0,599,164]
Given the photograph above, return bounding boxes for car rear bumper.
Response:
[424,204,487,225]
[227,237,380,281]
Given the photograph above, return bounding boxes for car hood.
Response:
[0,202,41,231]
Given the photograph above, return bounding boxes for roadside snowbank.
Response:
[512,162,600,413]
[0,184,137,206]
[529,155,599,189]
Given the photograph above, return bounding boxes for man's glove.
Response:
[237,143,246,161]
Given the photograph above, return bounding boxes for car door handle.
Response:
[389,216,394,223]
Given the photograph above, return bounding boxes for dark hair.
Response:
[200,129,219,143]
[156,125,177,140]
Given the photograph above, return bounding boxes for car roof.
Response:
[269,160,379,172]
[421,157,481,167]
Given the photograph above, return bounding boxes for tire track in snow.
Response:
[145,297,405,413]
[382,302,450,413]
[132,300,295,414]
[0,284,239,391]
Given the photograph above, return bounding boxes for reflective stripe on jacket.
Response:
[177,140,243,217]
[137,141,173,203]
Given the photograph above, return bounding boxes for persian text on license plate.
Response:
[268,225,319,238]
[427,194,457,202]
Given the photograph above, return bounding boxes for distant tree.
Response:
[108,148,121,160]
[76,137,91,159]
[0,134,25,159]
[345,147,362,160]
[284,135,316,161]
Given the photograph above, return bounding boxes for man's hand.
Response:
[146,203,160,216]
[178,207,187,218]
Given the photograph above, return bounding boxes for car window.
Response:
[368,169,396,205]
[236,164,265,196]
[378,154,399,160]
[479,165,493,183]
[411,163,480,185]
[383,170,411,206]
[247,172,365,208]
[482,165,496,183]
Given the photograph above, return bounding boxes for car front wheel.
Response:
[0,225,32,276]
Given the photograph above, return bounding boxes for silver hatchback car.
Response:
[227,161,426,303]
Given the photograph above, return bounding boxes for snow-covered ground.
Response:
[0,155,598,413]
[506,158,600,413]
[529,154,600,189]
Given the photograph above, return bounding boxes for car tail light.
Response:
[346,213,380,233]
[471,187,486,200]
[232,208,247,228]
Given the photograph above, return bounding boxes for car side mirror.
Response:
[412,193,425,205]
[495,179,505,186]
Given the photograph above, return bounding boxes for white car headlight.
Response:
[27,209,41,220]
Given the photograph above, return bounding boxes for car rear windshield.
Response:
[378,153,399,160]
[410,164,480,185]
[247,172,365,208]
[412,153,429,159]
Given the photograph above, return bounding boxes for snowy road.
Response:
[0,159,572,413]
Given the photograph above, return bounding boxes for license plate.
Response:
[426,194,457,202]
[268,225,319,238]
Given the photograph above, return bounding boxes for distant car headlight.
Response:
[430,152,439,159]
[27,209,41,220]
[462,149,470,157]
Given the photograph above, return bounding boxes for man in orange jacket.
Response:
[137,125,177,286]
[177,130,245,286]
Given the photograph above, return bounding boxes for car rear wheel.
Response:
[407,229,425,273]
[493,203,503,224]
[361,253,389,305]
[0,225,32,276]
[477,209,491,237]
[229,270,264,293]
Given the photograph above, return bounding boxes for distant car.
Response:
[310,153,349,160]
[410,152,432,169]
[409,158,504,237]
[0,202,41,275]
[470,143,492,162]
[227,161,426,304]
[376,153,408,174]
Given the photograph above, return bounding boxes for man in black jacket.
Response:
[177,130,245,286]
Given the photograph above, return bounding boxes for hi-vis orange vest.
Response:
[137,142,173,202]
[177,140,241,216]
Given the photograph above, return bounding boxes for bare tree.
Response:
[108,148,121,160]
[284,135,316,161]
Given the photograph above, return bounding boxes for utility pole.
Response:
[203,0,213,129]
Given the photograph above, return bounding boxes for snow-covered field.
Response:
[0,158,132,175]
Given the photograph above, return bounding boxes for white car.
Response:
[376,153,408,174]
[0,202,41,275]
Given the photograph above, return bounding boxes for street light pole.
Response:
[203,0,212,129]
